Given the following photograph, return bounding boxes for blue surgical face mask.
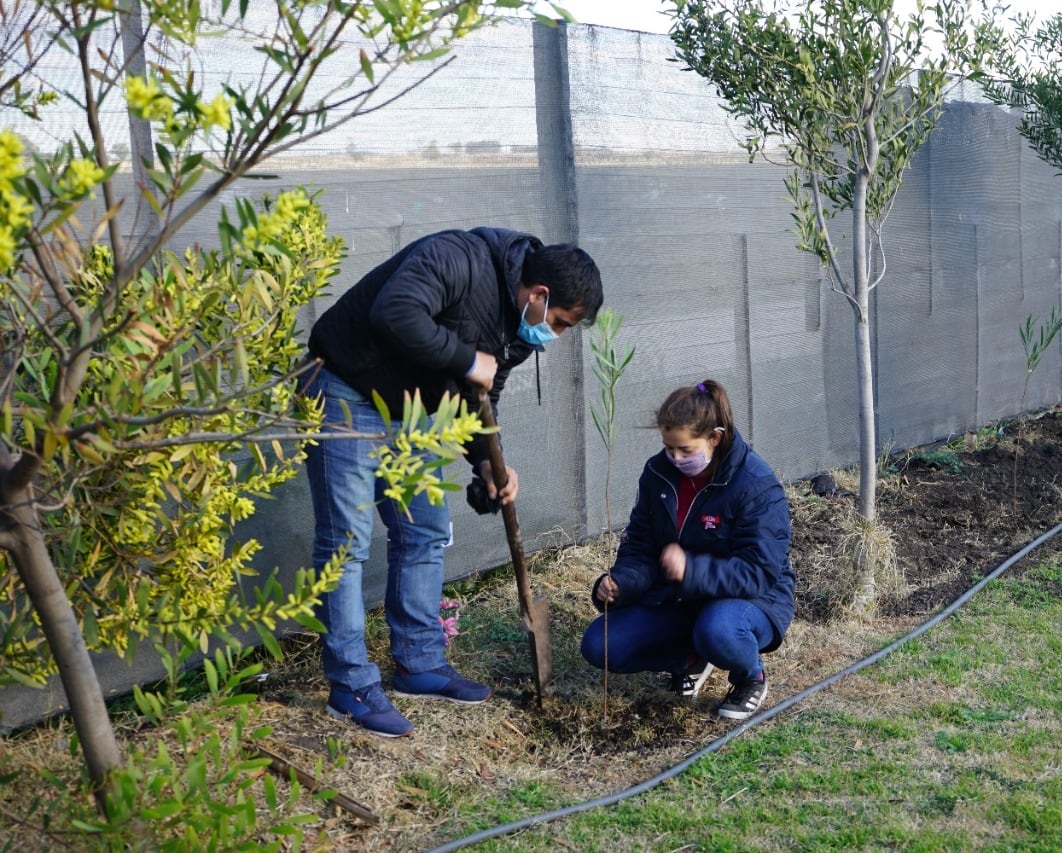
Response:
[666,448,711,477]
[517,295,558,346]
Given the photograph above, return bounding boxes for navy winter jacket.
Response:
[307,227,541,468]
[600,429,795,652]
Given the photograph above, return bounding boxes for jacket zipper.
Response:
[650,465,718,538]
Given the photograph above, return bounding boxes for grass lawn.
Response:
[450,554,1061,852]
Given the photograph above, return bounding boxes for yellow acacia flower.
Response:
[63,162,101,198]
[274,189,310,220]
[62,158,106,198]
[1,189,33,230]
[0,129,23,160]
[0,225,15,272]
[440,412,481,445]
[125,75,170,122]
[125,75,159,110]
[199,93,233,131]
[240,189,311,248]
[0,130,25,195]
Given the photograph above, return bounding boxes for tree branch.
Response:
[808,171,853,306]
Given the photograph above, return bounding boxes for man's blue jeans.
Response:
[299,366,450,692]
[580,598,774,684]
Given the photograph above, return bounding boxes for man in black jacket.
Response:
[299,227,603,737]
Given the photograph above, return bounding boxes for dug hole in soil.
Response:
[240,407,1062,849]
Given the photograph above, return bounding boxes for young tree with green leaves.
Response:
[669,0,1007,523]
[0,0,567,825]
[589,307,635,539]
[588,307,634,721]
[983,12,1062,172]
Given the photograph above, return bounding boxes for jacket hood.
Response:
[469,226,543,301]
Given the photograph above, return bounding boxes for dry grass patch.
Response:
[2,408,1059,850]
[0,536,921,852]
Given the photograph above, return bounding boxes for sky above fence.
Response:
[528,0,1057,35]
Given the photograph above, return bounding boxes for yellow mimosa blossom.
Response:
[0,225,15,271]
[1,189,33,229]
[63,158,106,198]
[0,130,25,194]
[125,75,170,122]
[274,189,310,220]
[199,93,233,131]
[241,189,310,247]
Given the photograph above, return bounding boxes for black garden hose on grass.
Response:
[425,521,1062,853]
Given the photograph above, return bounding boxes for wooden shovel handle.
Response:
[477,390,536,620]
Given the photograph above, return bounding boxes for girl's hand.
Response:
[660,543,687,583]
[594,574,619,605]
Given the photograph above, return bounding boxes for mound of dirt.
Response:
[791,408,1062,622]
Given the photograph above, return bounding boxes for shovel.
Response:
[477,390,552,702]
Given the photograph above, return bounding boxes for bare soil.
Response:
[792,407,1062,621]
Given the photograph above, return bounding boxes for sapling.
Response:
[1014,309,1062,510]
[589,307,635,720]
[590,307,636,541]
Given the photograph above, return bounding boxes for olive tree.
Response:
[669,0,1006,523]
[0,0,565,821]
[983,12,1062,172]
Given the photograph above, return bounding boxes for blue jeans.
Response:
[298,365,450,692]
[581,598,774,684]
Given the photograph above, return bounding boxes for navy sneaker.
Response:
[392,663,492,704]
[326,682,413,738]
[716,674,768,720]
[669,659,714,698]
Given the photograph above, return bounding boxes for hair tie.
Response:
[696,382,707,393]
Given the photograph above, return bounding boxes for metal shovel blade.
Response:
[523,595,552,691]
[478,390,553,700]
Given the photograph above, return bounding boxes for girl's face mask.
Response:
[666,448,711,477]
[661,425,725,477]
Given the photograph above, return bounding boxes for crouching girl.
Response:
[581,379,795,720]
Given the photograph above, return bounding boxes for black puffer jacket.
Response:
[307,227,540,466]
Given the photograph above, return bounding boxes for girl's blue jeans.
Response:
[298,365,450,692]
[580,598,774,684]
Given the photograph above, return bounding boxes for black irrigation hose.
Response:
[425,521,1062,853]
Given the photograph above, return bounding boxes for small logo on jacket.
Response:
[701,514,720,529]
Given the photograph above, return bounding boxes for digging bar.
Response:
[477,390,552,701]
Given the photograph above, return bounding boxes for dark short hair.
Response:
[522,243,603,325]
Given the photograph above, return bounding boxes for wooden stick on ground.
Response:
[253,744,380,826]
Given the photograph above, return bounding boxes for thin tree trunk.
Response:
[3,485,121,814]
[855,299,877,522]
[852,173,878,524]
